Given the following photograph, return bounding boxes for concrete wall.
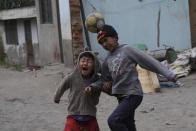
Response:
[35,0,61,65]
[0,19,39,65]
[59,0,74,67]
[0,20,27,65]
[0,7,36,20]
[0,0,75,67]
[31,19,40,65]
[82,0,191,59]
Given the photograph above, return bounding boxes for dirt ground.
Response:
[0,64,196,131]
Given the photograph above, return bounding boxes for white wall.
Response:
[0,19,39,65]
[0,7,36,20]
[0,21,6,50]
[36,0,61,65]
[59,0,74,67]
[59,0,72,40]
[17,20,25,45]
[31,19,38,44]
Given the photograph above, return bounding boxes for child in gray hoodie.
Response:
[85,24,176,131]
[54,51,101,131]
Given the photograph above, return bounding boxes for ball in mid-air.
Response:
[85,13,105,33]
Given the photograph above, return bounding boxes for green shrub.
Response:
[0,34,22,71]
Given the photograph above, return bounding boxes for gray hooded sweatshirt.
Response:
[54,51,101,117]
[91,44,175,96]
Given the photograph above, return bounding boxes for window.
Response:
[0,0,35,10]
[40,0,53,24]
[5,20,18,45]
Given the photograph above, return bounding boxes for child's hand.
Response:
[171,77,177,82]
[171,75,177,82]
[85,86,92,94]
[103,81,112,92]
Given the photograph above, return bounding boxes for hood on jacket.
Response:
[76,51,101,81]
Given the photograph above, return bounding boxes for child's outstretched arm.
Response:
[125,46,176,81]
[54,75,71,104]
[85,61,113,95]
[85,81,113,96]
[85,79,103,94]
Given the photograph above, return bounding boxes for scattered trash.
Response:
[22,69,31,72]
[161,47,196,78]
[140,110,149,113]
[5,97,26,104]
[140,107,155,113]
[165,122,176,125]
[160,81,182,88]
[23,66,41,72]
[165,48,177,64]
[28,66,41,71]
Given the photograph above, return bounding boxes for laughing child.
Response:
[85,24,176,131]
[54,51,101,131]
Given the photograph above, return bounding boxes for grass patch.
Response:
[0,60,22,71]
[0,33,5,62]
[13,64,22,71]
[0,60,11,68]
[0,33,22,71]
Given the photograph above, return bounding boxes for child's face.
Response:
[99,37,118,52]
[79,56,94,77]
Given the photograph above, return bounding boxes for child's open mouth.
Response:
[82,67,88,71]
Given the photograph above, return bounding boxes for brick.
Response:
[70,0,84,61]
[72,39,83,43]
[72,28,82,32]
[69,0,80,6]
[71,13,80,18]
[72,35,82,40]
[72,42,83,47]
[71,22,82,27]
[70,7,80,13]
[71,17,81,22]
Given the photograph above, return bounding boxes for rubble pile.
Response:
[161,47,196,78]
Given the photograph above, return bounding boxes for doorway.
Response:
[24,20,34,66]
[189,0,196,47]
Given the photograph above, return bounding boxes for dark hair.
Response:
[79,52,94,61]
[97,24,118,44]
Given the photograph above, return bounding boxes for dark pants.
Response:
[108,95,143,131]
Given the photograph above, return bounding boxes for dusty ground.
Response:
[0,64,196,131]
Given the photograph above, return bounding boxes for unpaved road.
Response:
[0,64,196,131]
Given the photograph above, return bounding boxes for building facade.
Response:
[0,4,39,66]
[1,0,195,66]
[0,0,84,67]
